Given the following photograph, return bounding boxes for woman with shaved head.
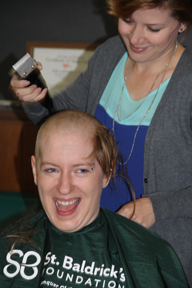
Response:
[0,111,189,287]
[9,1,192,283]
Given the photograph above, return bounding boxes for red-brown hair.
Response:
[107,0,192,36]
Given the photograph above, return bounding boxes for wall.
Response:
[0,0,118,100]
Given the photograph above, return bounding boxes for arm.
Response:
[140,56,192,225]
[146,186,192,222]
[117,197,155,228]
[117,186,192,228]
[10,36,125,125]
[10,43,106,125]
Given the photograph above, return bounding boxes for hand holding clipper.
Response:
[10,53,55,114]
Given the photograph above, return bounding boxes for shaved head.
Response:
[35,110,99,158]
[35,110,117,179]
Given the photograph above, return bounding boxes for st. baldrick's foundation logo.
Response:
[3,249,41,280]
[3,250,126,285]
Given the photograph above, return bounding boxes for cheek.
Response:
[37,184,48,205]
[118,19,127,35]
[37,176,53,201]
[94,174,107,193]
[149,28,178,46]
[38,185,54,218]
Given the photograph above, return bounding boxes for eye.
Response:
[77,169,89,174]
[123,18,133,24]
[148,27,160,33]
[45,168,58,173]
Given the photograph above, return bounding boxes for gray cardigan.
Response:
[23,35,192,285]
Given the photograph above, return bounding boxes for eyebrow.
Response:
[127,19,165,27]
[72,163,93,168]
[40,161,94,168]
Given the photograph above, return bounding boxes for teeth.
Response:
[57,199,78,206]
[55,201,61,210]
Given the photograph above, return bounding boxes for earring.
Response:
[179,25,186,33]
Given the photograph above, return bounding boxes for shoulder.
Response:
[99,35,125,49]
[86,35,126,80]
[101,208,188,279]
[3,210,46,232]
[182,47,192,59]
[101,208,174,252]
[93,35,126,59]
[101,209,189,286]
[168,47,192,98]
[176,47,192,73]
[0,211,47,250]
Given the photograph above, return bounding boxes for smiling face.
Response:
[31,128,109,233]
[118,7,186,64]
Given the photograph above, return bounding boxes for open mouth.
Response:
[55,198,80,214]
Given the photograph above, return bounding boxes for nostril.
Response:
[58,179,74,195]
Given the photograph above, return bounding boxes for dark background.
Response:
[0,0,192,100]
[0,0,118,100]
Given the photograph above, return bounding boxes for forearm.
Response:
[145,186,192,221]
[22,101,49,126]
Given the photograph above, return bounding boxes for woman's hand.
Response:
[117,197,155,228]
[9,62,47,103]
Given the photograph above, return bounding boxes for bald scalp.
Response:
[35,110,101,161]
[34,110,117,180]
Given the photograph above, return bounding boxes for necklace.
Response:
[113,41,178,165]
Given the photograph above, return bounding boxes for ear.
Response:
[102,172,111,189]
[178,23,187,33]
[31,155,37,185]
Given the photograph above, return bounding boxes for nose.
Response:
[129,24,145,44]
[57,172,74,195]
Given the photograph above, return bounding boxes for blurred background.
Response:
[0,0,118,100]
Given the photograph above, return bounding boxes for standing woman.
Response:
[10,0,192,284]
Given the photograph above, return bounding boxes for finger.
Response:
[116,205,134,219]
[131,213,142,224]
[10,74,30,89]
[22,88,48,103]
[14,84,38,99]
[18,85,41,101]
[36,61,43,70]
